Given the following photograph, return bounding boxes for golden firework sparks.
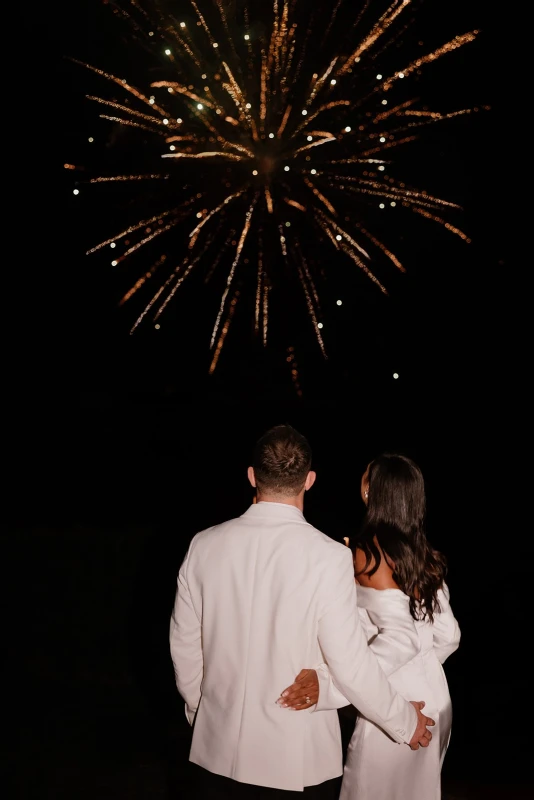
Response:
[67,0,484,371]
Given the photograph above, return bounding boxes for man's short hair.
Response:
[252,424,312,496]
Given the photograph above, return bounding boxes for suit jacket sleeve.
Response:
[315,590,421,711]
[315,546,418,745]
[432,583,461,664]
[169,543,203,726]
[314,662,351,710]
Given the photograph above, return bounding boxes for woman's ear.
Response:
[361,465,370,505]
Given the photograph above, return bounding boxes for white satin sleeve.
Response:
[356,586,421,677]
[432,583,461,664]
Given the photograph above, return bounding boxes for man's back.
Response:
[170,423,432,796]
[171,501,350,791]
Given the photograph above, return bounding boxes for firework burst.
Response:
[67,0,484,373]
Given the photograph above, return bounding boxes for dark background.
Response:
[9,1,526,798]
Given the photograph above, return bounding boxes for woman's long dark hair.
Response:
[354,453,447,622]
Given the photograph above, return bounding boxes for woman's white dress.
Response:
[316,582,460,800]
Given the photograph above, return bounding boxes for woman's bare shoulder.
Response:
[354,544,399,590]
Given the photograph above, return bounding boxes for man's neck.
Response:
[256,493,304,511]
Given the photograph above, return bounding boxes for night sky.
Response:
[10,2,527,796]
[16,0,514,523]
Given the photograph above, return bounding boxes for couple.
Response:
[169,424,460,799]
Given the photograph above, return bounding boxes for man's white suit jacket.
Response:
[170,501,418,791]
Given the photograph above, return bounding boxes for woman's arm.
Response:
[432,583,461,664]
[354,546,421,676]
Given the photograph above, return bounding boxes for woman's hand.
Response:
[276,668,319,709]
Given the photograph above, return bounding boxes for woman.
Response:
[280,453,461,800]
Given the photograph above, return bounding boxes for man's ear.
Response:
[304,470,316,491]
[247,466,257,488]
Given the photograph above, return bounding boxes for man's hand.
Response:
[408,701,435,750]
[276,668,319,709]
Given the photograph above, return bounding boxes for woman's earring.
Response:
[364,490,368,499]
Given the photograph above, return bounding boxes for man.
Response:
[169,424,434,798]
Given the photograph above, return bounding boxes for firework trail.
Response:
[67,0,484,369]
